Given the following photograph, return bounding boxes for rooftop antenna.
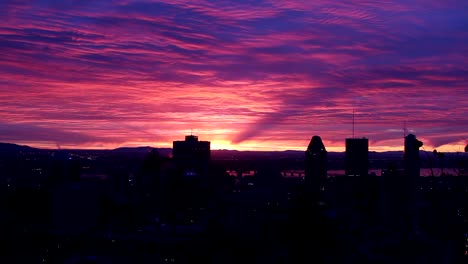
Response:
[352,108,355,139]
[403,120,407,138]
[190,128,193,136]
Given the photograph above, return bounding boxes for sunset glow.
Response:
[0,1,467,151]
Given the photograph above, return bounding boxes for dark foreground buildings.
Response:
[1,133,468,263]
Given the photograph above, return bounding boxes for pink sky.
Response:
[0,1,467,151]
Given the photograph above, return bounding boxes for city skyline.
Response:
[0,1,467,152]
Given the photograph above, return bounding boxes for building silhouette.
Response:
[404,134,423,178]
[173,135,210,176]
[345,138,368,176]
[402,134,424,244]
[305,136,327,196]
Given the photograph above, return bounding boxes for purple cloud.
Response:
[0,0,467,151]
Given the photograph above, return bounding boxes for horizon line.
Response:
[2,141,467,154]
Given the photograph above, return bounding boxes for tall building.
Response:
[404,134,423,178]
[305,136,327,195]
[173,135,210,175]
[345,138,368,176]
[402,134,424,243]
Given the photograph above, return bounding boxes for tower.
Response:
[305,136,327,196]
[345,138,369,176]
[173,135,211,176]
[404,134,423,178]
[172,135,211,210]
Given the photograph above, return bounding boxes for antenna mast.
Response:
[352,108,355,139]
[403,121,407,138]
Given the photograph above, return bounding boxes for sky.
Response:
[0,0,467,152]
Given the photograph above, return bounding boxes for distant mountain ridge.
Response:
[0,142,36,152]
[0,142,465,160]
[1,142,467,171]
[0,141,407,159]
